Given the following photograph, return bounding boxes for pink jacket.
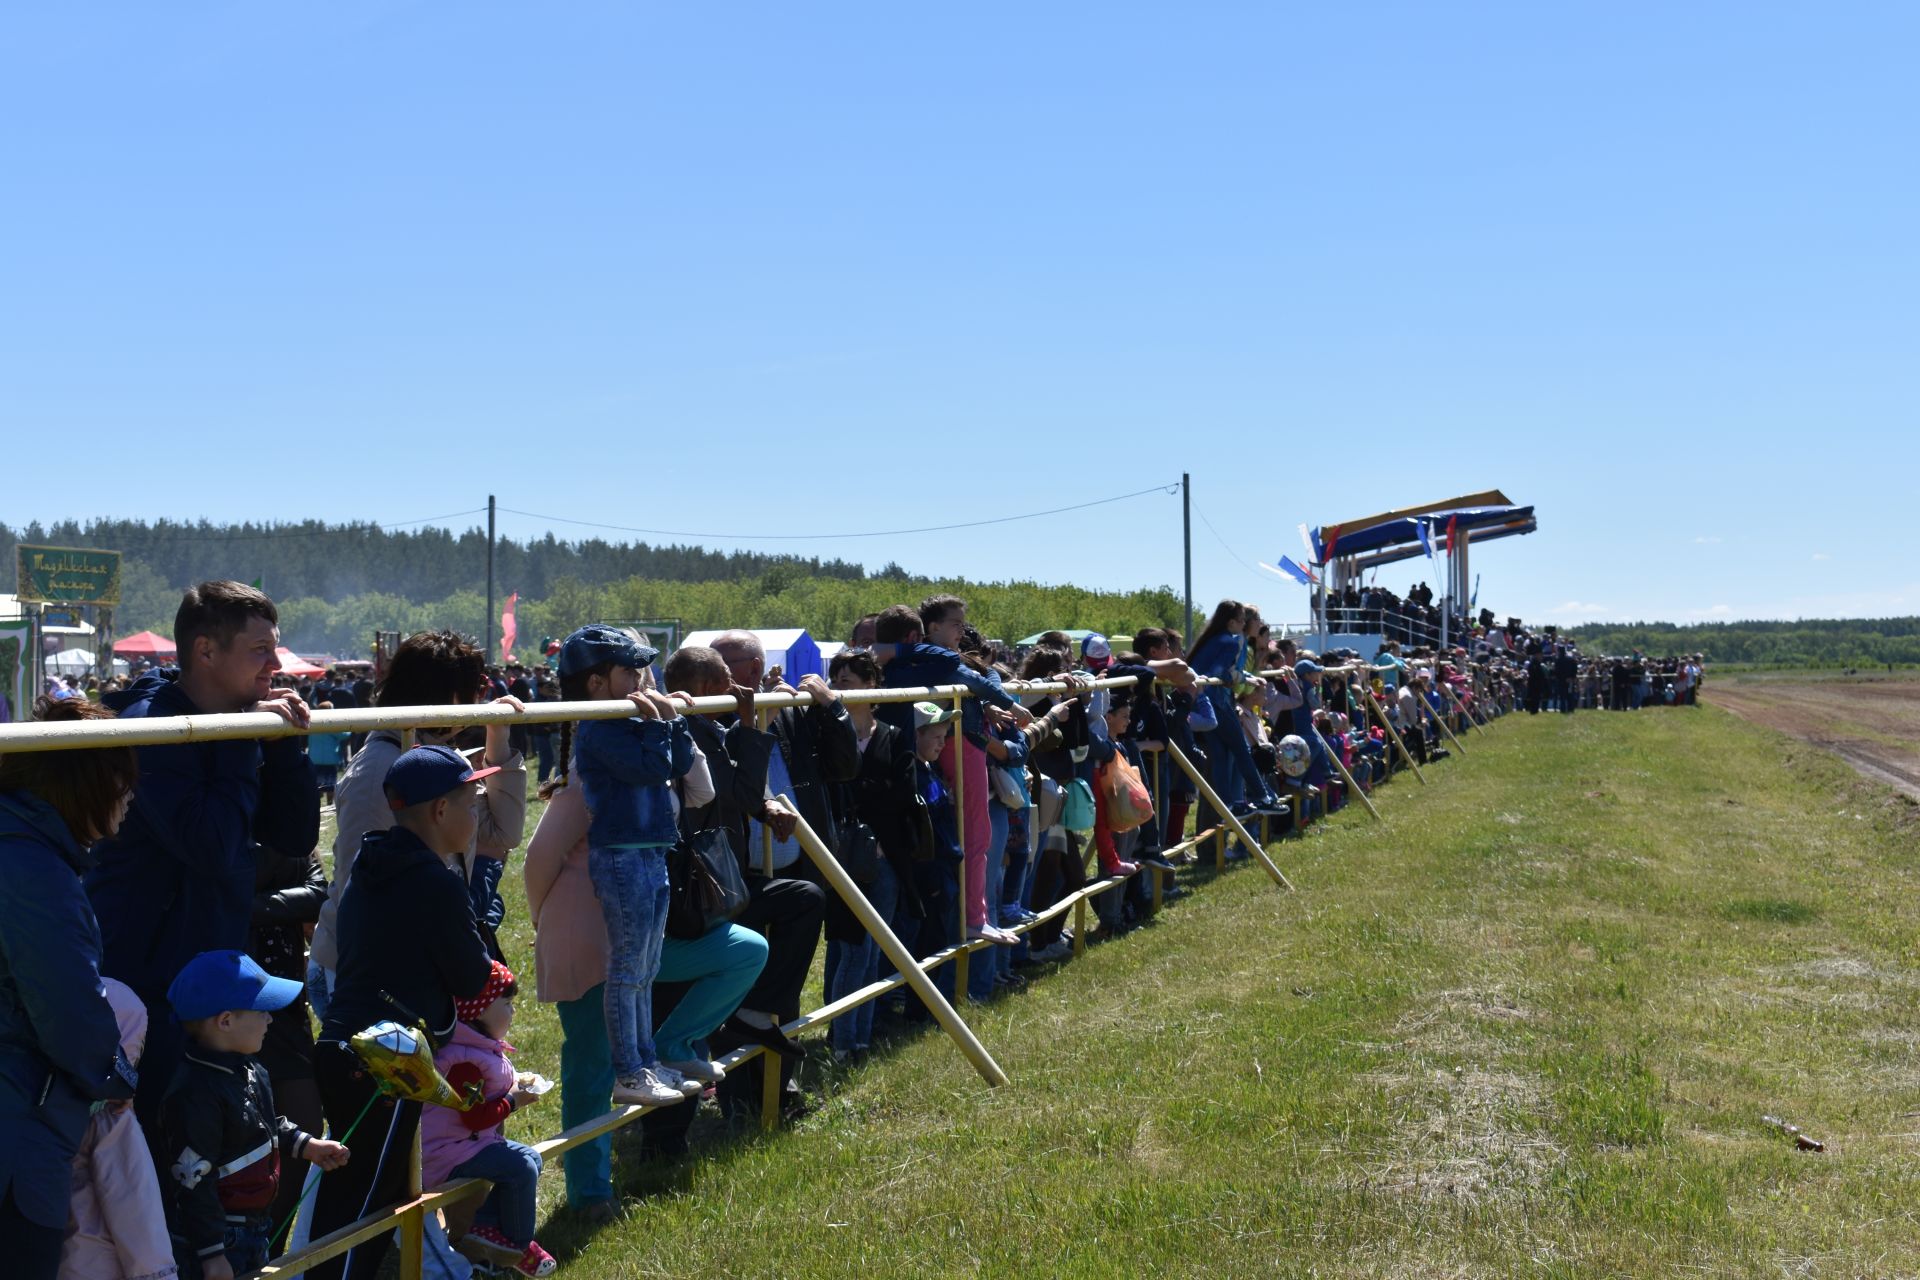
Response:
[59,980,177,1280]
[522,781,610,1005]
[420,1021,518,1189]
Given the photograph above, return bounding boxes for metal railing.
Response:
[0,662,1484,1278]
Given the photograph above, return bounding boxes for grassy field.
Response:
[385,705,1920,1278]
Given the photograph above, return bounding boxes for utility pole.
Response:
[1181,473,1193,644]
[485,495,496,661]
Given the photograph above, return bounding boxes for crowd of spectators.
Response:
[1,577,1705,1280]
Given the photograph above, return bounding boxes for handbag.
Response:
[990,762,1030,809]
[835,819,882,883]
[1100,754,1155,833]
[1187,689,1219,733]
[666,825,750,940]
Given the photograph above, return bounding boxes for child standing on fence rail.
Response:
[422,961,555,1278]
[558,625,700,1109]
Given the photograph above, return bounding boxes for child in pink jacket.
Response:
[59,979,177,1280]
[420,961,555,1278]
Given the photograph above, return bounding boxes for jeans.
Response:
[470,855,507,933]
[588,845,672,1078]
[968,802,1012,1001]
[825,858,901,1052]
[554,925,767,1208]
[176,1218,269,1278]
[449,1139,543,1248]
[532,731,557,783]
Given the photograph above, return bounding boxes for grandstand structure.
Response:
[1297,489,1539,655]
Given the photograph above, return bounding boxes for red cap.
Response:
[454,960,515,1023]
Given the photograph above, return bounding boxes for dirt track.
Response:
[1704,676,1920,801]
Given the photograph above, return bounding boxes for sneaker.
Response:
[612,1069,686,1106]
[1098,860,1139,878]
[967,924,1020,945]
[1033,939,1073,962]
[516,1240,558,1277]
[458,1225,525,1270]
[662,1057,725,1085]
[650,1064,705,1096]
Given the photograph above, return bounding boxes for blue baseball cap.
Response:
[384,743,501,811]
[557,624,659,679]
[169,949,303,1022]
[1294,658,1323,676]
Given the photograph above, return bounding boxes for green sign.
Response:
[16,544,122,606]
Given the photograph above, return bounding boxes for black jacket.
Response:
[250,843,326,1083]
[765,699,861,858]
[319,825,492,1048]
[159,1045,313,1259]
[825,720,927,940]
[683,701,859,871]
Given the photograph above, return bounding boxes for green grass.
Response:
[400,707,1920,1277]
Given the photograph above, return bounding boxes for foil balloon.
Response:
[349,1021,478,1111]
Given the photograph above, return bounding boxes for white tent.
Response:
[45,647,97,675]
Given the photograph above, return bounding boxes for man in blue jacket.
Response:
[86,581,320,1129]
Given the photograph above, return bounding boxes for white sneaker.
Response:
[612,1070,685,1106]
[662,1058,724,1085]
[650,1064,705,1096]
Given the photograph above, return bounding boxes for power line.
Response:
[1193,506,1276,587]
[497,483,1180,543]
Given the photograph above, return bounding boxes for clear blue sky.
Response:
[5,3,1915,626]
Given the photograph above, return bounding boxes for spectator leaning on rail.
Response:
[0,698,143,1280]
[86,580,320,1133]
[308,746,496,1280]
[869,600,1031,947]
[661,645,819,1075]
[523,755,765,1214]
[310,629,527,1017]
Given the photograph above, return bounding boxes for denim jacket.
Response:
[575,715,695,847]
[878,643,1015,738]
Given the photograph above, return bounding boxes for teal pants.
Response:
[556,922,768,1207]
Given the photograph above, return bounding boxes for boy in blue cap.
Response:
[160,949,350,1280]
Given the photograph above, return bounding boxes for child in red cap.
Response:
[420,960,555,1278]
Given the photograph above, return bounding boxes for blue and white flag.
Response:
[1417,520,1435,559]
[1259,556,1319,586]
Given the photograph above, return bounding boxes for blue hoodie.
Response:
[85,669,319,1001]
[574,714,695,847]
[0,790,138,1229]
[877,643,1016,738]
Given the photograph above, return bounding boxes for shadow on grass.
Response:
[1720,897,1820,925]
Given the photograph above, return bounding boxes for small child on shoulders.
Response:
[423,960,555,1278]
[158,951,349,1280]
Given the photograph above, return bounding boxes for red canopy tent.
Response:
[113,630,176,658]
[276,647,326,678]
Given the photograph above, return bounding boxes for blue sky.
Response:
[4,3,1915,626]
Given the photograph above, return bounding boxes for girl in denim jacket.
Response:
[555,626,697,1109]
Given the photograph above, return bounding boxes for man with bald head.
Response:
[667,635,849,1109]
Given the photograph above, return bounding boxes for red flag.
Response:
[500,593,518,661]
[1444,515,1458,553]
[1322,524,1342,563]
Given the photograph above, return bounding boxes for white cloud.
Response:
[1688,604,1735,619]
[1811,552,1831,561]
[1693,536,1723,544]
[1548,600,1611,617]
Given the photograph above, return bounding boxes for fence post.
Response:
[1428,696,1468,755]
[1165,742,1294,891]
[1364,692,1426,785]
[759,1048,782,1131]
[788,813,1008,1087]
[1313,726,1382,823]
[952,693,971,997]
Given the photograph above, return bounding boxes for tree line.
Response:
[2,517,1184,659]
[1565,617,1920,667]
[0,517,874,606]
